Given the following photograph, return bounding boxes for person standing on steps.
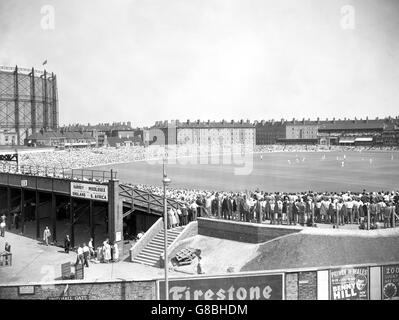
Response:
[43,226,51,245]
[64,235,71,253]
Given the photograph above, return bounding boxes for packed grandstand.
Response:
[0,144,398,230]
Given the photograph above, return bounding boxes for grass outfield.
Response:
[89,151,399,192]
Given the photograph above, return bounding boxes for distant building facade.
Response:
[25,131,96,148]
[149,120,255,146]
[59,122,132,147]
[255,120,286,145]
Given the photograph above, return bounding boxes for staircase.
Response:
[132,226,185,267]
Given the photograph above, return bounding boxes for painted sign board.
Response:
[382,264,399,300]
[18,286,35,295]
[158,273,283,300]
[71,182,108,201]
[48,295,90,300]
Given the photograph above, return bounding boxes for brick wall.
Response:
[298,271,317,300]
[285,271,317,300]
[198,218,301,243]
[0,280,156,300]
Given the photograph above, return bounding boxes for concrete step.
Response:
[133,257,157,266]
[141,249,162,258]
[146,244,165,251]
[132,226,185,267]
[158,230,181,234]
[154,233,178,239]
[151,238,175,244]
[158,230,181,236]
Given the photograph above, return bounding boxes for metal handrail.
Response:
[0,163,114,183]
[119,184,184,213]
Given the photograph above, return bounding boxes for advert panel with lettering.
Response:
[330,267,369,300]
[158,273,283,300]
[382,264,399,300]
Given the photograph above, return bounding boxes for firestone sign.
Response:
[158,273,283,300]
[70,182,108,201]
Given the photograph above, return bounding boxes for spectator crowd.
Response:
[133,184,399,230]
[1,144,398,180]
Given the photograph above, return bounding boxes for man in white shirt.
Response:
[88,238,95,259]
[190,201,198,222]
[345,197,354,224]
[82,243,90,267]
[76,245,84,265]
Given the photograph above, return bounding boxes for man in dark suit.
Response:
[222,196,229,220]
[254,197,262,223]
[64,235,71,254]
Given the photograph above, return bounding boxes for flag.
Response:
[42,60,47,65]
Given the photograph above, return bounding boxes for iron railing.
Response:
[0,163,115,183]
[119,184,183,214]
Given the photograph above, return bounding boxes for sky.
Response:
[0,0,398,127]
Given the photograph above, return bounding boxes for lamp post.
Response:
[162,157,171,300]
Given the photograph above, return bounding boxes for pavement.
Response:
[0,231,164,285]
[1,223,399,285]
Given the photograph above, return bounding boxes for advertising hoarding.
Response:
[158,273,283,300]
[71,182,108,201]
[330,267,369,300]
[382,264,399,300]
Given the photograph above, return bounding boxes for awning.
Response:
[339,138,355,143]
[355,137,373,142]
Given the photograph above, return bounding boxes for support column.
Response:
[70,197,74,248]
[42,70,48,129]
[52,73,58,129]
[14,65,20,145]
[89,200,94,247]
[108,178,123,257]
[20,188,25,234]
[51,193,56,243]
[36,191,40,239]
[30,68,37,133]
[7,187,11,215]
